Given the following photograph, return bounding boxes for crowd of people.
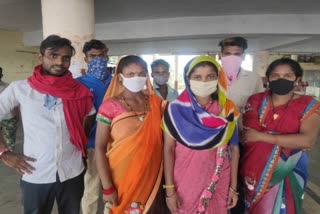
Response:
[0,35,319,214]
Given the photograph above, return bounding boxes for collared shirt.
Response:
[0,80,95,184]
[77,73,111,148]
[228,68,264,130]
[153,82,179,102]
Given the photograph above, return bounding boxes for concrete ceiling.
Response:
[1,0,320,54]
[0,0,319,32]
[96,0,320,23]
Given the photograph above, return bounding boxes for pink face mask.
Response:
[221,55,243,86]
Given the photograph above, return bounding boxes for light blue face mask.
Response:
[87,57,110,81]
[153,75,169,85]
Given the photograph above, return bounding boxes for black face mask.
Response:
[269,78,294,95]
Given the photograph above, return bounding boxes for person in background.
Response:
[163,56,240,214]
[77,39,112,214]
[219,36,264,214]
[151,59,178,102]
[219,36,264,129]
[95,55,168,213]
[0,35,94,214]
[0,67,18,151]
[241,58,320,213]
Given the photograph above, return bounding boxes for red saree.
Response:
[241,91,319,214]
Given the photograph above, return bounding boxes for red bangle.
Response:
[102,186,115,195]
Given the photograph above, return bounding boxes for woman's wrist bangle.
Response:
[163,184,175,189]
[102,186,115,195]
[229,187,239,195]
[165,191,177,199]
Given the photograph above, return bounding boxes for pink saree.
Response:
[172,101,231,214]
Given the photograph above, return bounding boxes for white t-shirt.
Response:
[228,69,264,130]
[0,80,95,184]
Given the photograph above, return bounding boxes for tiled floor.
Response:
[0,122,319,213]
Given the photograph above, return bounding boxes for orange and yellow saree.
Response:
[97,69,164,213]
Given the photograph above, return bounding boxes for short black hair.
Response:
[266,58,303,80]
[151,59,170,72]
[40,35,75,56]
[0,67,2,71]
[218,37,248,52]
[83,39,107,56]
[117,55,148,74]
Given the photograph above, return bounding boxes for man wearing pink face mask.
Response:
[219,37,264,128]
[219,37,264,214]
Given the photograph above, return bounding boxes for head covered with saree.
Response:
[104,55,153,100]
[162,55,239,149]
[99,55,164,213]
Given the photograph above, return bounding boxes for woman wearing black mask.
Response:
[240,58,320,213]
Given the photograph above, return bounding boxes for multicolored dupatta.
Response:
[162,55,239,150]
[241,91,320,213]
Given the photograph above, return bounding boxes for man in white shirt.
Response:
[0,35,94,214]
[0,67,18,151]
[219,37,264,214]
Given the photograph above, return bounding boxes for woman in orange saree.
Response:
[95,55,166,213]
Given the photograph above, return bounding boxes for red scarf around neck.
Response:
[28,65,93,157]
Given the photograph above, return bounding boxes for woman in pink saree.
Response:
[162,56,240,214]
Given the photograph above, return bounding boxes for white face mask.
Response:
[190,80,218,97]
[120,73,147,92]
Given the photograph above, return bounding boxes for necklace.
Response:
[121,94,149,121]
[270,93,294,120]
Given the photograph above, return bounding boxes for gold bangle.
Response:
[163,184,175,189]
[229,187,239,195]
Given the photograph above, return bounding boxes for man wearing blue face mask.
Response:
[151,59,179,102]
[219,37,264,214]
[77,39,112,214]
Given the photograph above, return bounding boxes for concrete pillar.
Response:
[252,51,270,77]
[41,0,95,77]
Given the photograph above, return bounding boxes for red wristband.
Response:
[102,186,115,195]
